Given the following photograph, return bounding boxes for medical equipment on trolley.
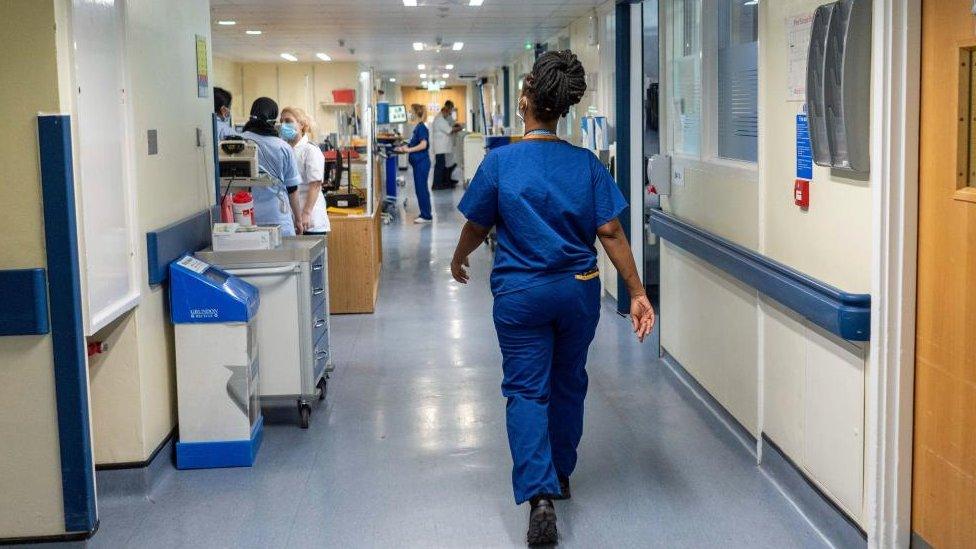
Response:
[169,255,262,469]
[196,236,331,429]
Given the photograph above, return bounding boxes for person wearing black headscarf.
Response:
[240,97,305,235]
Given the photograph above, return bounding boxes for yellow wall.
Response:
[87,0,215,465]
[214,59,361,138]
[0,0,69,538]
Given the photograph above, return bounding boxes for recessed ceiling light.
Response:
[316,52,332,61]
[217,20,236,26]
[280,53,298,62]
[246,30,262,35]
[403,0,417,6]
[445,64,454,70]
[438,80,446,86]
[420,73,427,79]
[418,64,426,70]
[442,73,449,78]
[413,42,424,51]
[469,0,484,5]
[452,42,464,51]
[390,77,397,83]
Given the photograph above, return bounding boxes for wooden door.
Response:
[914,1,976,547]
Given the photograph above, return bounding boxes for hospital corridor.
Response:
[0,0,972,548]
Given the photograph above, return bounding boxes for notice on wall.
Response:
[196,35,209,98]
[786,13,814,101]
[796,113,813,180]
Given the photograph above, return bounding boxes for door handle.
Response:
[314,319,326,328]
[313,288,325,296]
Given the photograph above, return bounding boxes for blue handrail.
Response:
[648,209,870,341]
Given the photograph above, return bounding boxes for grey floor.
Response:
[45,178,828,548]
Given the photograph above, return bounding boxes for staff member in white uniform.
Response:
[240,97,303,236]
[280,106,329,235]
[431,100,461,190]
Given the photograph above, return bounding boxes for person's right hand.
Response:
[450,256,470,284]
[630,295,655,342]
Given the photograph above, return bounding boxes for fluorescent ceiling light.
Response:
[217,20,236,26]
[418,64,426,70]
[403,0,417,5]
[419,73,427,78]
[246,30,262,35]
[445,64,454,70]
[442,73,449,78]
[413,42,425,51]
[469,0,484,5]
[280,53,298,62]
[389,77,397,82]
[452,42,464,51]
[316,52,332,61]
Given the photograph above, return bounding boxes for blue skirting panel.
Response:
[176,417,264,470]
[0,269,49,335]
[146,209,212,286]
[37,114,97,534]
[648,209,871,341]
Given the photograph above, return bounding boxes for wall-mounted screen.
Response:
[389,104,408,124]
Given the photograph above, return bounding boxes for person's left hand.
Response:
[301,210,312,231]
[451,256,470,284]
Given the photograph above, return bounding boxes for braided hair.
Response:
[523,50,587,123]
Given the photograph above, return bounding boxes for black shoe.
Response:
[552,476,571,500]
[526,496,557,546]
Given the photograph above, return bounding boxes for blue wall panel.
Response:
[0,269,50,336]
[37,114,97,534]
[146,210,212,286]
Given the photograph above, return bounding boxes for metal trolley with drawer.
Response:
[196,236,332,428]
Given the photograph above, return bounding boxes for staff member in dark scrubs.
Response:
[451,50,655,546]
[396,104,433,224]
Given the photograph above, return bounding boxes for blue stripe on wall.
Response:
[614,0,632,313]
[37,114,97,534]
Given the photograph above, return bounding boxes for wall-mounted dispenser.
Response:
[805,0,871,174]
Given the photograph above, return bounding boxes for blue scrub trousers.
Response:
[493,276,601,504]
[410,156,432,220]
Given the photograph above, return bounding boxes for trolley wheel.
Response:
[316,378,328,401]
[298,401,311,429]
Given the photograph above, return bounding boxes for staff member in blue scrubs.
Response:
[396,103,433,224]
[452,51,655,546]
[240,97,304,235]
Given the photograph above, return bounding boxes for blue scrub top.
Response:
[458,140,628,296]
[241,131,303,236]
[407,123,430,164]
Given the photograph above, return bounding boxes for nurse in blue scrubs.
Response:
[240,97,304,236]
[452,51,655,546]
[395,103,433,224]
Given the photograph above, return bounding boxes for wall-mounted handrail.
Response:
[648,209,870,341]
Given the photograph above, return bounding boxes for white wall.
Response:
[87,0,215,465]
[658,0,871,524]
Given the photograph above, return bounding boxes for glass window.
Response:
[669,0,703,156]
[716,0,758,162]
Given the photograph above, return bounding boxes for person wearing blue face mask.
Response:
[240,97,304,235]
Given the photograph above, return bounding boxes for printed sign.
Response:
[196,35,209,98]
[796,114,813,181]
[787,13,814,101]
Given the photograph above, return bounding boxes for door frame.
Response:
[865,0,920,546]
